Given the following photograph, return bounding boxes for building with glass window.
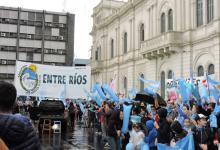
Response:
[0,6,75,83]
[91,0,219,98]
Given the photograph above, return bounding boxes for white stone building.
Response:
[91,0,219,98]
[0,6,75,83]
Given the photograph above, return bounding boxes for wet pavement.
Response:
[40,121,105,150]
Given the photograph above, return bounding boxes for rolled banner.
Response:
[102,84,119,102]
[121,104,132,133]
[93,84,106,100]
[210,114,217,128]
[79,102,85,113]
[144,87,156,96]
[126,142,134,150]
[141,143,149,150]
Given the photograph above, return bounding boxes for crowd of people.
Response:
[1,80,220,150]
[71,97,220,150]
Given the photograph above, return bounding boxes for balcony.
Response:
[140,31,183,59]
[91,60,104,74]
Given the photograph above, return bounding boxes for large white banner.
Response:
[14,61,91,99]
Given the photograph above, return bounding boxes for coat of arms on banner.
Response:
[18,64,41,94]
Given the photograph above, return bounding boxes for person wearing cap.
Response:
[193,114,211,150]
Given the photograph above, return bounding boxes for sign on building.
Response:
[14,61,91,99]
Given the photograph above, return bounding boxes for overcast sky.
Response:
[0,0,101,59]
[0,0,128,59]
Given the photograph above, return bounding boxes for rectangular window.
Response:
[35,27,42,35]
[0,73,14,79]
[95,49,98,60]
[26,52,33,61]
[111,39,114,58]
[197,0,203,27]
[28,12,35,21]
[53,14,59,23]
[44,27,51,36]
[36,13,43,21]
[124,33,127,53]
[207,0,214,23]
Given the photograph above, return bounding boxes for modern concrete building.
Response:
[0,6,75,83]
[74,58,90,66]
[91,0,219,98]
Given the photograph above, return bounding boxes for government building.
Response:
[91,0,219,98]
[0,6,75,83]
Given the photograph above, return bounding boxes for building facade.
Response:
[91,0,220,98]
[0,6,75,83]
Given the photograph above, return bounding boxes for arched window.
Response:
[161,71,165,98]
[124,77,127,96]
[140,74,144,91]
[198,66,204,77]
[207,0,214,23]
[111,39,114,58]
[168,70,173,79]
[123,32,127,53]
[140,24,144,42]
[161,13,166,33]
[208,64,214,75]
[168,9,173,31]
[197,0,203,27]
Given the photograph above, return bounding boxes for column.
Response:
[146,9,150,40]
[185,0,191,30]
[203,0,207,24]
[153,5,157,36]
[115,28,118,57]
[129,19,132,52]
[149,8,152,38]
[214,0,220,20]
[191,0,196,28]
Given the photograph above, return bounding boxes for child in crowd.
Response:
[144,120,157,150]
[129,123,145,150]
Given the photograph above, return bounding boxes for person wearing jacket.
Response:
[105,102,117,150]
[154,107,171,145]
[145,120,157,150]
[170,120,188,142]
[193,114,211,150]
[0,81,41,150]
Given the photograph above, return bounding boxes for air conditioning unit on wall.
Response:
[1,33,6,37]
[1,60,7,64]
[59,24,64,28]
[27,34,32,39]
[59,36,64,40]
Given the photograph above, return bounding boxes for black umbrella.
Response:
[134,91,155,104]
[155,93,167,106]
[134,92,167,106]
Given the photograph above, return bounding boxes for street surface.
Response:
[40,121,104,150]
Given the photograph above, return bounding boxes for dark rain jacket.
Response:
[0,114,41,150]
